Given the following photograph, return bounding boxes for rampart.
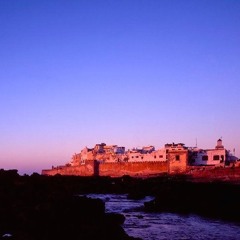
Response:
[42,161,94,176]
[186,165,240,181]
[99,161,168,177]
[42,161,168,177]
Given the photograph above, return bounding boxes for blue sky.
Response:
[1,0,240,174]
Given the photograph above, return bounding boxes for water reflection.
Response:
[87,194,240,240]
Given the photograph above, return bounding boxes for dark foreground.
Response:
[1,169,240,239]
[0,170,136,240]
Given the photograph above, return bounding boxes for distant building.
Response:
[189,139,226,166]
[42,139,238,177]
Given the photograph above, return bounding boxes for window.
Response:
[132,156,134,158]
[213,155,220,160]
[159,155,163,158]
[136,156,139,158]
[175,155,180,161]
[202,155,208,161]
[154,156,156,159]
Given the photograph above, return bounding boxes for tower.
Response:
[215,138,224,149]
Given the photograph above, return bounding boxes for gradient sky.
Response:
[1,0,240,175]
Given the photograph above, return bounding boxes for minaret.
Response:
[215,138,224,149]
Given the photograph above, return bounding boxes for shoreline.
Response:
[1,168,240,239]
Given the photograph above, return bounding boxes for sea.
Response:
[86,193,240,240]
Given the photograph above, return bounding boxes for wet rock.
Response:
[0,170,137,240]
[144,181,240,222]
[105,213,125,225]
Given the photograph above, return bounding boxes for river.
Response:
[86,194,240,240]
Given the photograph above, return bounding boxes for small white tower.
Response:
[215,138,224,149]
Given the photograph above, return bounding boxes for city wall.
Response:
[42,161,168,177]
[98,161,168,177]
[187,165,240,181]
[42,162,94,176]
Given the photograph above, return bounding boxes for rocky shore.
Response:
[1,168,240,239]
[143,179,240,222]
[0,170,137,240]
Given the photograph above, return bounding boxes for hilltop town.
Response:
[42,139,239,177]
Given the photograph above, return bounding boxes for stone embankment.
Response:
[186,165,240,182]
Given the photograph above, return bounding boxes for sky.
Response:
[0,0,240,175]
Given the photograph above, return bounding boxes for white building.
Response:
[127,143,186,162]
[189,139,226,166]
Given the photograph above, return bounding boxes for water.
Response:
[86,194,240,240]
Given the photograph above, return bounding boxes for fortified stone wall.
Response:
[187,165,240,181]
[42,161,169,177]
[42,161,94,176]
[168,150,188,174]
[98,161,168,177]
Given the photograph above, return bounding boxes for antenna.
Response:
[195,138,198,148]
